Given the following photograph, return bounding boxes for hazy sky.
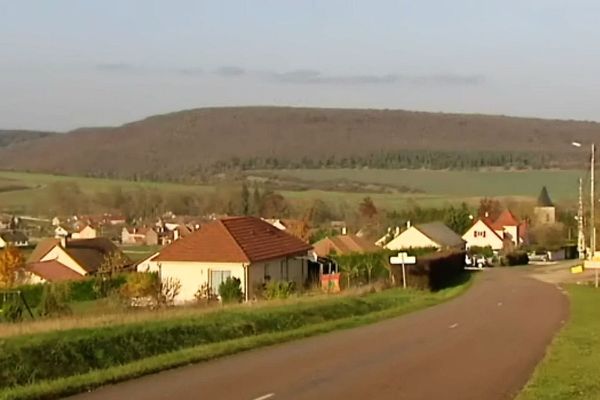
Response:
[2,0,600,131]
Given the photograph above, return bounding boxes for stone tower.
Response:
[534,186,556,225]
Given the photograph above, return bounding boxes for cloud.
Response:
[267,69,483,86]
[95,63,139,72]
[177,67,204,76]
[214,66,245,77]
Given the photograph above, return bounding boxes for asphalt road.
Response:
[67,268,568,400]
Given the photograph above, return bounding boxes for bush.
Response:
[1,298,23,323]
[218,277,243,304]
[264,280,296,300]
[0,287,446,388]
[38,283,72,318]
[390,251,466,291]
[502,251,529,266]
[469,246,494,258]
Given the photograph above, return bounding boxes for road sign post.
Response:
[390,252,417,289]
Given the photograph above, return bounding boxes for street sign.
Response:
[584,261,600,269]
[389,252,417,288]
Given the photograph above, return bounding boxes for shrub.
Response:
[502,251,529,266]
[1,297,23,323]
[38,283,72,318]
[469,246,494,258]
[218,277,243,304]
[264,280,296,300]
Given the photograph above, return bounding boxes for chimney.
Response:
[341,226,348,235]
[174,228,180,241]
[406,220,411,229]
[59,236,66,248]
[395,226,401,236]
[485,211,489,218]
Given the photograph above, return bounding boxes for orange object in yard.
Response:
[321,273,341,293]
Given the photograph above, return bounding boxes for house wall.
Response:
[385,227,439,250]
[503,226,519,246]
[72,226,97,239]
[247,257,306,299]
[40,246,88,276]
[462,221,504,251]
[0,237,6,248]
[145,230,159,246]
[156,261,246,304]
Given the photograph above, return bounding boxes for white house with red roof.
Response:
[462,218,505,251]
[147,216,313,303]
[463,210,529,251]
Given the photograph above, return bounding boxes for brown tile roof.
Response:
[65,238,129,274]
[25,260,86,282]
[155,216,312,263]
[313,234,379,257]
[492,210,520,230]
[28,238,60,263]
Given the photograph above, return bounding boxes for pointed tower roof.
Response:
[537,186,554,207]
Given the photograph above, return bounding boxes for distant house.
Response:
[491,210,529,246]
[20,260,87,284]
[534,186,556,225]
[121,227,159,246]
[313,234,379,257]
[0,231,29,248]
[71,224,97,239]
[51,217,61,227]
[28,237,130,276]
[462,218,505,251]
[385,222,465,251]
[54,225,70,239]
[148,216,313,303]
[264,218,310,242]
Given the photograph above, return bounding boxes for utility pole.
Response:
[591,143,597,287]
[578,177,586,260]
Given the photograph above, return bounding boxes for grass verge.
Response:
[0,276,471,400]
[518,284,600,400]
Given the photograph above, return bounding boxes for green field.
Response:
[0,169,582,214]
[518,285,600,400]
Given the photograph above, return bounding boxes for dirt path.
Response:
[67,269,568,400]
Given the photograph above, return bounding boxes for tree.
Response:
[478,198,502,220]
[259,191,289,218]
[444,203,472,234]
[359,197,378,220]
[0,246,24,289]
[241,183,250,216]
[94,251,130,297]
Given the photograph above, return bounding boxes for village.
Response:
[0,185,575,310]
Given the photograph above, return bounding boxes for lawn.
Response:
[518,285,600,400]
[120,244,162,262]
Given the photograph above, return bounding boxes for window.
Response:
[210,270,231,293]
[473,231,486,238]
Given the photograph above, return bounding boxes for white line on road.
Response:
[252,393,275,400]
[449,323,459,329]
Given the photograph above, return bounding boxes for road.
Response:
[68,268,568,400]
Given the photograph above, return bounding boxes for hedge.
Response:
[0,289,430,388]
[502,251,529,266]
[6,275,128,310]
[390,251,466,291]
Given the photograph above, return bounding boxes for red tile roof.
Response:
[25,260,86,282]
[492,210,520,230]
[155,216,312,263]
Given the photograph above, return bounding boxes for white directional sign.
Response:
[389,252,417,288]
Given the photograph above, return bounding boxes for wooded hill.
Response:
[0,107,597,182]
[0,130,56,148]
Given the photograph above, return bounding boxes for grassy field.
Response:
[120,245,162,262]
[0,277,471,399]
[518,285,600,400]
[0,169,581,214]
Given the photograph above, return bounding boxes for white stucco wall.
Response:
[385,227,439,250]
[463,221,504,251]
[40,246,88,276]
[156,261,246,304]
[72,226,97,239]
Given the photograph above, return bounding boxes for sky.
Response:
[1,0,600,131]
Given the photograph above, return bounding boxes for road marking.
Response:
[449,323,459,329]
[497,302,503,306]
[252,393,275,400]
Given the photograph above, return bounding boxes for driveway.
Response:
[67,268,568,400]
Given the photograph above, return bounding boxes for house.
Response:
[534,186,556,225]
[121,227,159,246]
[28,237,129,276]
[264,218,310,242]
[491,210,528,246]
[385,222,465,251]
[72,224,97,239]
[54,225,70,239]
[51,217,61,227]
[462,218,505,251]
[19,260,87,284]
[313,234,379,257]
[147,216,313,303]
[0,231,29,248]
